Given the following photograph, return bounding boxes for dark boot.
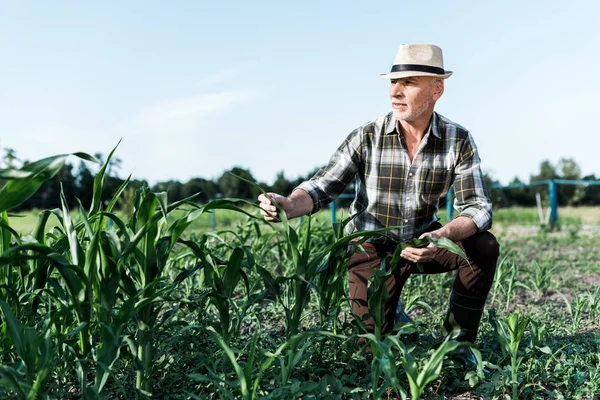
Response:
[394,300,414,325]
[442,290,487,343]
[450,346,490,376]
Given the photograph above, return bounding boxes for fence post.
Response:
[210,210,216,230]
[548,180,558,226]
[446,186,454,222]
[330,201,336,225]
[210,195,222,230]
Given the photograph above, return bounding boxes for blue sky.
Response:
[1,1,599,187]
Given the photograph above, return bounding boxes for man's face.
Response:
[389,76,443,123]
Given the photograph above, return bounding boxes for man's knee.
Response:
[464,231,500,264]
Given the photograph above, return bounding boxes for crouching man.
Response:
[258,44,499,368]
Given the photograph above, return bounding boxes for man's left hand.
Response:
[400,231,442,263]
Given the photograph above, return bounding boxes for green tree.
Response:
[529,160,558,206]
[271,171,296,196]
[483,172,503,208]
[181,177,218,203]
[20,163,76,210]
[530,160,558,183]
[581,174,600,205]
[151,180,183,202]
[557,158,584,205]
[2,147,19,168]
[217,167,260,199]
[505,177,535,207]
[74,161,96,210]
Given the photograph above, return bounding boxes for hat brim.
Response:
[379,70,453,79]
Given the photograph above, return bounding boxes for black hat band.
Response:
[390,64,446,75]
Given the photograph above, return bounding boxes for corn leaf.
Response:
[0,153,99,213]
[89,141,120,215]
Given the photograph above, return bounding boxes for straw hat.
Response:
[380,44,453,79]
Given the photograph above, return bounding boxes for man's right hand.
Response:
[258,192,292,222]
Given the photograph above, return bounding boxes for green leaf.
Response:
[0,169,34,179]
[60,185,84,266]
[538,346,552,354]
[89,141,120,215]
[399,237,431,250]
[207,327,250,400]
[430,236,471,267]
[0,152,98,213]
[256,265,281,297]
[0,212,20,252]
[0,300,27,371]
[105,173,133,214]
[0,365,28,400]
[367,268,390,330]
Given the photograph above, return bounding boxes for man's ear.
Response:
[433,79,444,100]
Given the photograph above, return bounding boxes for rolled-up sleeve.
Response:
[296,128,363,213]
[453,133,492,231]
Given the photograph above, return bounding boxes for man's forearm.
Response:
[286,189,314,219]
[436,216,479,242]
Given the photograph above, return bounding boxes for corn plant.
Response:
[0,300,54,400]
[366,263,391,338]
[359,333,408,399]
[527,260,556,297]
[528,319,551,356]
[400,337,481,400]
[402,293,434,318]
[489,254,520,310]
[557,290,587,334]
[490,253,511,306]
[587,287,600,321]
[504,262,519,311]
[181,240,255,342]
[314,217,356,332]
[489,309,530,400]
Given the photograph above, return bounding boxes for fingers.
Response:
[420,230,441,239]
[258,192,283,222]
[260,208,280,222]
[401,243,438,263]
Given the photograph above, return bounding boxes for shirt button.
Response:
[408,172,413,177]
[404,219,409,223]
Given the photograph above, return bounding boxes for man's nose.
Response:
[391,83,404,97]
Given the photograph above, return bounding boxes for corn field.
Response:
[0,151,599,399]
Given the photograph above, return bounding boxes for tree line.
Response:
[1,148,599,212]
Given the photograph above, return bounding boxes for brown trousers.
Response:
[347,225,500,343]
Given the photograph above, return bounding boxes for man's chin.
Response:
[393,110,414,122]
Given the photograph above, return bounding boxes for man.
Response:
[258,44,499,366]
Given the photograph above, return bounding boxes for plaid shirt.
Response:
[296,111,492,243]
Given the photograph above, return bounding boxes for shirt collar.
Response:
[386,112,441,139]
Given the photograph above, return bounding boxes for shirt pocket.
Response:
[420,168,450,203]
